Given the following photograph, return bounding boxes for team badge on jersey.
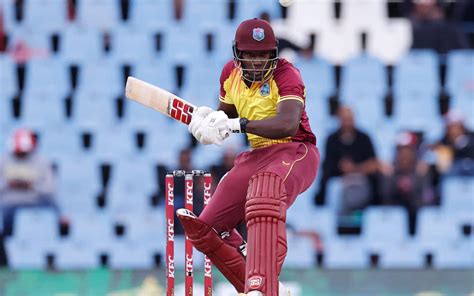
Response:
[252,28,265,41]
[260,82,270,96]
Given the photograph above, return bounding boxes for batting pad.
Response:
[176,209,246,293]
[245,172,288,295]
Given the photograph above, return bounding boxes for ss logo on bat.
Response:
[169,99,194,125]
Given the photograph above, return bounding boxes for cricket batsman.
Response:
[176,18,319,295]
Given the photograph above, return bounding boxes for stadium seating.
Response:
[6,208,59,269]
[22,0,67,33]
[361,206,409,253]
[20,91,66,130]
[0,55,17,100]
[378,241,425,269]
[1,0,472,273]
[340,0,387,32]
[446,49,474,97]
[416,207,463,251]
[60,26,105,63]
[367,19,412,65]
[317,24,361,65]
[324,237,368,268]
[127,0,175,31]
[285,232,317,268]
[286,0,334,35]
[76,0,121,30]
[109,210,165,269]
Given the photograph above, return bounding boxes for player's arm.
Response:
[218,101,239,119]
[245,99,303,139]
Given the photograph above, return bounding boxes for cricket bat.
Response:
[125,76,195,125]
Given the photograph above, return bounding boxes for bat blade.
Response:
[125,76,195,125]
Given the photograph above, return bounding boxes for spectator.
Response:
[210,147,238,187]
[315,106,380,214]
[381,132,435,235]
[410,0,468,54]
[433,110,474,175]
[0,129,58,236]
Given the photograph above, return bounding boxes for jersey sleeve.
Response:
[219,61,235,105]
[274,63,305,106]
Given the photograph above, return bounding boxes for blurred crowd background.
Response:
[0,0,473,288]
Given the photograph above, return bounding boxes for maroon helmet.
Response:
[233,18,279,83]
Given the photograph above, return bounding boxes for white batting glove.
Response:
[196,111,230,146]
[188,106,214,138]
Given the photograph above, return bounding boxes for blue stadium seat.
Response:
[295,56,335,101]
[146,122,191,168]
[450,93,474,130]
[371,121,398,162]
[90,128,138,162]
[393,92,442,140]
[211,25,236,62]
[324,237,369,268]
[66,212,115,255]
[394,50,440,97]
[160,26,206,63]
[325,177,343,212]
[76,0,120,30]
[379,241,424,269]
[36,127,83,162]
[56,157,102,214]
[441,176,474,219]
[285,232,317,268]
[72,90,118,130]
[236,0,282,21]
[361,206,409,252]
[181,0,230,30]
[6,208,59,269]
[107,160,157,214]
[9,28,52,53]
[433,238,474,269]
[294,57,335,121]
[132,60,174,91]
[416,207,463,250]
[55,239,100,270]
[123,98,170,131]
[77,60,124,96]
[446,50,474,97]
[20,92,65,129]
[23,58,69,97]
[127,0,175,31]
[1,0,16,30]
[180,58,223,109]
[341,54,387,98]
[23,0,67,33]
[60,27,104,63]
[109,210,165,269]
[0,56,17,100]
[110,26,156,64]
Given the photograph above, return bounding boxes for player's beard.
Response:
[239,60,275,83]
